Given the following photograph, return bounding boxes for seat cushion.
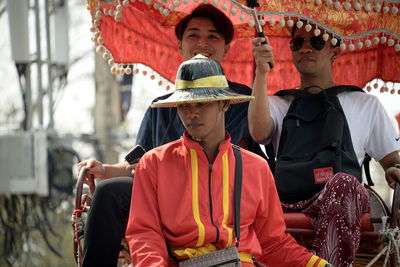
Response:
[284,212,374,232]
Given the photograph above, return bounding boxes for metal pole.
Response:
[35,0,44,127]
[26,64,33,130]
[45,0,54,129]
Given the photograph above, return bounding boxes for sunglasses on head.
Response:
[289,36,326,52]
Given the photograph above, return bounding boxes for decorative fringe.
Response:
[89,0,400,93]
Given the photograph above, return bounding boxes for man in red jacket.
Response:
[126,55,331,267]
[78,5,267,266]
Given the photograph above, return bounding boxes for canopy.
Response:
[87,0,400,95]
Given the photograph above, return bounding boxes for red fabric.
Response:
[126,132,320,267]
[91,1,400,95]
[284,212,373,232]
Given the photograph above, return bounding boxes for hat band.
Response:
[175,75,228,90]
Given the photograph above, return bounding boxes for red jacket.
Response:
[126,132,325,266]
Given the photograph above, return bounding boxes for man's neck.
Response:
[199,133,225,162]
[300,74,335,93]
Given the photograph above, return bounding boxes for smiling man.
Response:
[176,15,231,61]
[249,22,400,266]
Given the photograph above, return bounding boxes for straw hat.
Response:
[151,55,254,108]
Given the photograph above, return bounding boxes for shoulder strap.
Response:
[274,85,364,97]
[363,154,374,186]
[274,89,301,97]
[232,144,242,246]
[324,85,364,95]
[264,143,276,174]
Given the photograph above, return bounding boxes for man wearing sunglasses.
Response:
[249,22,400,266]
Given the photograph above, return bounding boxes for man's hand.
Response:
[385,166,400,189]
[252,37,274,74]
[126,163,138,176]
[77,159,106,194]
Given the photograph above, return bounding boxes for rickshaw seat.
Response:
[284,212,382,246]
[284,212,373,232]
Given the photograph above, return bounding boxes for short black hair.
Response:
[291,20,341,48]
[175,4,234,44]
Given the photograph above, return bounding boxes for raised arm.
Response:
[248,37,275,145]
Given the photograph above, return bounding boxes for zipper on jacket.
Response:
[207,158,220,243]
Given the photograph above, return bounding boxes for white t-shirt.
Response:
[269,91,400,168]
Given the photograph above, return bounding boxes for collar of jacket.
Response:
[182,131,232,154]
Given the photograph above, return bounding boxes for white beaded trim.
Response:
[89,0,400,85]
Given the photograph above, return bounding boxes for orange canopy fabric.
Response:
[88,0,400,95]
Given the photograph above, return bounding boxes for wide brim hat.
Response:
[151,55,254,108]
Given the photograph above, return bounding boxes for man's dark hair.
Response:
[175,4,234,44]
[291,21,341,48]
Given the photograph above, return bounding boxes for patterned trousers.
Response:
[282,173,370,267]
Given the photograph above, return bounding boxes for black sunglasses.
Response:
[289,36,326,52]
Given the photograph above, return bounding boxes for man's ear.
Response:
[178,40,183,56]
[221,100,230,112]
[331,46,341,62]
[224,44,230,57]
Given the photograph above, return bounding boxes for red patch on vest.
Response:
[313,167,334,184]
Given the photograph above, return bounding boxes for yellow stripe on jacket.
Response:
[190,149,205,247]
[306,255,328,267]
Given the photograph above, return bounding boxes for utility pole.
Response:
[34,0,44,127]
[94,52,121,164]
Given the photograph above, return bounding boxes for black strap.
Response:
[232,144,242,246]
[275,85,364,97]
[363,154,374,186]
[264,143,276,174]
